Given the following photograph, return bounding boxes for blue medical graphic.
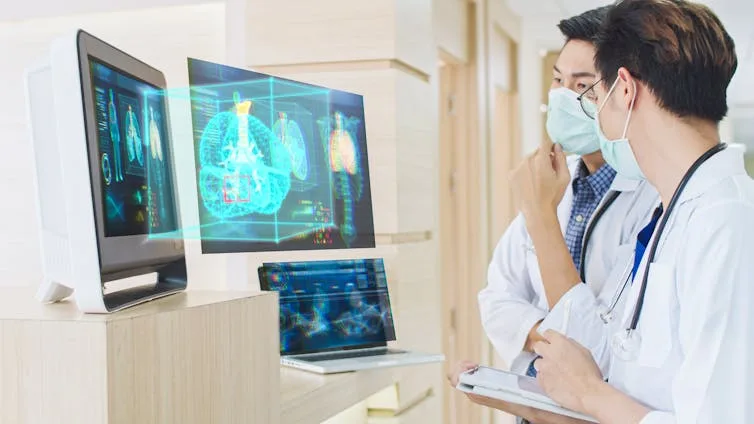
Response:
[198,91,292,219]
[101,153,112,186]
[332,287,386,337]
[108,89,124,182]
[125,105,143,166]
[105,193,125,222]
[273,111,309,181]
[317,111,365,246]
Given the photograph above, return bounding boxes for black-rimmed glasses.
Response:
[577,78,602,119]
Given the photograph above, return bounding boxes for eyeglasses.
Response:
[577,78,602,120]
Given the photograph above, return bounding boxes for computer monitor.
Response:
[186,58,376,253]
[24,30,186,313]
[258,258,396,355]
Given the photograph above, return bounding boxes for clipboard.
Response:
[456,366,598,423]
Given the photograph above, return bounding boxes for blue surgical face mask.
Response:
[595,77,644,180]
[546,87,601,155]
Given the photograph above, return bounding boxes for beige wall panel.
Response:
[489,0,521,43]
[247,0,431,74]
[434,0,469,62]
[395,72,437,234]
[394,0,435,73]
[247,0,394,66]
[385,240,441,308]
[0,290,279,424]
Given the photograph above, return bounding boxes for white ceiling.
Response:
[0,0,222,22]
[506,0,754,143]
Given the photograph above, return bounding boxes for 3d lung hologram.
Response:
[187,58,376,253]
[273,111,309,182]
[198,91,292,220]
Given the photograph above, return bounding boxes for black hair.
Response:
[594,0,737,122]
[557,6,611,42]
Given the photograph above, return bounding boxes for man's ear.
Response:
[617,67,639,111]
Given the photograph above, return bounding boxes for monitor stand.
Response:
[37,256,188,313]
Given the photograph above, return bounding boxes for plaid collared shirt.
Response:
[563,161,617,271]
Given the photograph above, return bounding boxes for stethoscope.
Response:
[610,143,728,361]
[522,186,620,258]
[580,190,632,325]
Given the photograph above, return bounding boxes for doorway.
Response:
[438,57,486,424]
[438,16,521,424]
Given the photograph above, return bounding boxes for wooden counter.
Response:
[0,288,279,424]
[280,366,395,424]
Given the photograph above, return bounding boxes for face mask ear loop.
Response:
[621,79,638,139]
[599,77,621,114]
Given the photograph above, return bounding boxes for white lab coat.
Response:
[540,147,754,422]
[479,156,659,374]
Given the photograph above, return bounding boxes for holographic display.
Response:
[259,259,396,355]
[187,58,375,253]
[90,59,177,237]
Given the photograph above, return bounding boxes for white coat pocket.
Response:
[636,262,675,368]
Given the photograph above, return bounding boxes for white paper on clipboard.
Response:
[456,366,598,423]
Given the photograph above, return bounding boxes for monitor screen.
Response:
[89,58,177,237]
[187,58,376,253]
[261,259,396,355]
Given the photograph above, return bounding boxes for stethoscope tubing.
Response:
[626,143,727,330]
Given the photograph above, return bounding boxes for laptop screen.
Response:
[260,258,397,355]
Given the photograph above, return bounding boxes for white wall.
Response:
[434,0,469,62]
[0,3,226,287]
[518,15,563,154]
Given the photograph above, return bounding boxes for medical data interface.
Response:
[90,58,177,237]
[187,58,376,253]
[263,259,396,355]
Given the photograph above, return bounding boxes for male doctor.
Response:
[473,6,657,380]
[447,7,656,423]
[512,1,754,423]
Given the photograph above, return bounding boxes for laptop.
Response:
[258,258,445,374]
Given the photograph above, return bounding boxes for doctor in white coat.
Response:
[517,1,754,423]
[476,6,658,379]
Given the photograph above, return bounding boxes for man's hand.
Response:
[446,360,478,387]
[510,138,571,220]
[524,320,545,352]
[533,330,605,413]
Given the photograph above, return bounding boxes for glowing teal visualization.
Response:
[318,111,365,246]
[148,106,163,161]
[101,153,112,186]
[125,105,143,166]
[198,91,292,219]
[273,111,309,181]
[107,89,124,182]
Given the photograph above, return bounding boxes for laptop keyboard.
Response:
[301,348,407,362]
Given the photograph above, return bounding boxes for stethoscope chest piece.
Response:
[599,309,615,324]
[611,328,642,361]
